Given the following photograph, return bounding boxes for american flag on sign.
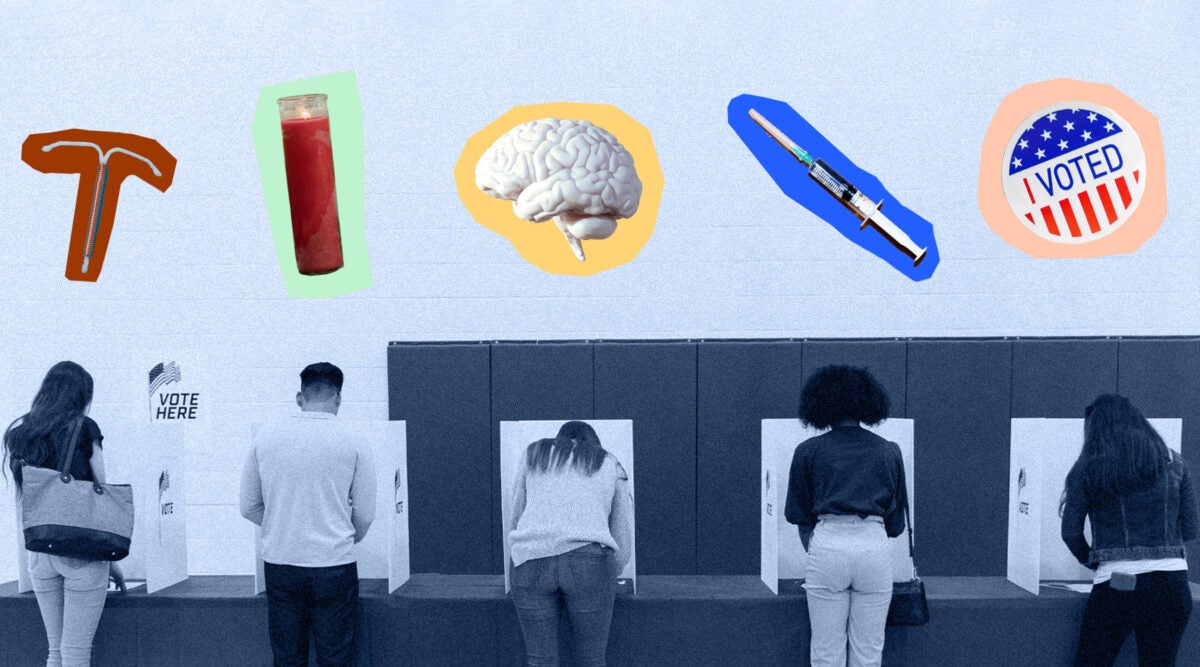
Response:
[158,468,171,546]
[1003,105,1145,243]
[148,361,182,396]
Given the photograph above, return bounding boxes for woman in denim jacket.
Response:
[1061,394,1198,666]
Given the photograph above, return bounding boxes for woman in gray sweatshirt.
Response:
[508,421,635,667]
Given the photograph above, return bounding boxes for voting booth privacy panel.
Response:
[388,337,1200,582]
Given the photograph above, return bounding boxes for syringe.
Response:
[748,109,928,266]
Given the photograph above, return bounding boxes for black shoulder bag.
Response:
[886,502,930,626]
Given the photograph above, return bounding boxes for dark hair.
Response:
[300,362,343,399]
[526,422,608,475]
[798,365,890,430]
[556,420,600,448]
[1069,394,1169,499]
[3,361,94,492]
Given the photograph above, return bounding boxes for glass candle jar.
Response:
[278,94,344,275]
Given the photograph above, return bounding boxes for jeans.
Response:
[803,515,893,667]
[1074,569,1193,667]
[27,551,110,667]
[263,561,359,667]
[510,543,617,667]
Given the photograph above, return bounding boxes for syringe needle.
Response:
[747,108,928,266]
[748,109,812,165]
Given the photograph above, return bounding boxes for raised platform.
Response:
[0,575,1197,665]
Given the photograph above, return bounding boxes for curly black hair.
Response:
[798,365,891,430]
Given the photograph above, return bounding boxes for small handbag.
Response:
[20,416,134,561]
[886,503,930,626]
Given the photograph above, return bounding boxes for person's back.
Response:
[510,453,628,567]
[508,426,634,667]
[239,362,375,667]
[1061,394,1198,666]
[1071,449,1193,564]
[249,414,370,566]
[3,361,126,667]
[784,365,904,667]
[794,426,907,538]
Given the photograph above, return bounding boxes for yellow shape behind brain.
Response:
[455,103,663,276]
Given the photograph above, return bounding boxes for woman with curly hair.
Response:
[1061,394,1197,666]
[785,365,907,667]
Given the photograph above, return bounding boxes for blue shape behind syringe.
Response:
[728,94,940,281]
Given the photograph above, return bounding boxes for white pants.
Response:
[803,515,893,667]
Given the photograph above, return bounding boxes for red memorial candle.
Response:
[278,94,344,275]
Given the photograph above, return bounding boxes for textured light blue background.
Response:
[1,1,1197,575]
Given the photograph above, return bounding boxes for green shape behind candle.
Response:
[252,71,372,298]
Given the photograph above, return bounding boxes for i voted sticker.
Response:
[979,80,1166,257]
[1005,103,1143,243]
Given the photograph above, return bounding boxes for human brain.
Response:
[475,118,642,226]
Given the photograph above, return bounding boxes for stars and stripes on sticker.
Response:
[1002,103,1145,244]
[148,361,182,396]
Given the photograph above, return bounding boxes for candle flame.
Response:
[299,107,311,119]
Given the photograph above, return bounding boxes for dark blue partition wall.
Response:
[1117,338,1200,582]
[594,342,698,574]
[1011,339,1118,417]
[490,342,594,572]
[696,341,805,574]
[388,338,1200,580]
[389,343,493,573]
[906,340,1013,576]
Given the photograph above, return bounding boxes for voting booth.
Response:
[1006,417,1183,594]
[0,361,15,587]
[103,421,188,593]
[252,420,409,593]
[760,419,915,594]
[500,419,636,592]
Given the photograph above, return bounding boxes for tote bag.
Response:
[20,416,134,561]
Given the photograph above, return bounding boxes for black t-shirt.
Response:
[9,417,104,485]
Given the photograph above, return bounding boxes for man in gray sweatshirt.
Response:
[239,362,376,667]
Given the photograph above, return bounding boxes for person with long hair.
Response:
[785,365,907,667]
[507,421,634,667]
[1061,394,1197,666]
[2,361,125,666]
